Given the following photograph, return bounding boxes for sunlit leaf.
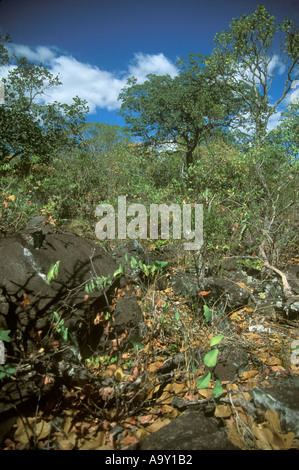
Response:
[204,349,219,367]
[197,372,211,389]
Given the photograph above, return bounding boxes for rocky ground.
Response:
[0,217,298,450]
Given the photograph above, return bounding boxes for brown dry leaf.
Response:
[197,388,213,399]
[56,432,77,450]
[111,331,127,350]
[146,418,171,434]
[106,364,117,377]
[215,404,232,418]
[266,356,281,366]
[161,404,180,419]
[225,420,245,449]
[198,291,211,296]
[226,383,239,391]
[265,409,281,434]
[14,417,51,444]
[264,409,296,449]
[99,386,114,400]
[78,431,106,450]
[119,434,139,446]
[135,428,151,441]
[236,282,253,293]
[252,423,274,450]
[127,365,139,383]
[146,382,161,401]
[18,293,31,310]
[239,370,259,382]
[137,414,154,425]
[185,391,200,401]
[173,382,186,395]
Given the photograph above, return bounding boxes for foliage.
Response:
[53,311,68,341]
[206,5,298,148]
[197,306,224,398]
[0,38,88,171]
[46,260,60,284]
[118,54,242,169]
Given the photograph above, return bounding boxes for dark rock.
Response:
[250,377,299,437]
[0,226,119,356]
[213,347,248,382]
[130,410,240,450]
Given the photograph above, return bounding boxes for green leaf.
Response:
[203,305,212,322]
[213,380,223,398]
[210,334,224,347]
[197,372,211,389]
[0,330,12,342]
[53,311,60,322]
[114,263,124,277]
[174,311,180,322]
[130,256,137,268]
[47,260,60,283]
[204,349,219,367]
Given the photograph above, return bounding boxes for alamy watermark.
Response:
[95,196,203,251]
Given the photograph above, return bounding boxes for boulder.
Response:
[0,219,146,358]
[130,410,240,450]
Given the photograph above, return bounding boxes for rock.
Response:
[250,377,299,437]
[130,410,240,450]
[213,347,248,382]
[0,225,120,356]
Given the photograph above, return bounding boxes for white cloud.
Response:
[2,44,178,114]
[288,80,299,104]
[128,52,178,83]
[7,43,57,64]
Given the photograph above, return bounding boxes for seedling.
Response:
[197,305,224,398]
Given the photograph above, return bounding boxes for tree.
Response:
[0,39,88,172]
[118,54,242,169]
[268,101,299,159]
[207,5,298,148]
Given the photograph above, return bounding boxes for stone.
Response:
[130,410,240,450]
[250,377,299,437]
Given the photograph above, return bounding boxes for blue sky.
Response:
[0,0,298,127]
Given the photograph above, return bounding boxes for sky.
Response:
[0,0,298,128]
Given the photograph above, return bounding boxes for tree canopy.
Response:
[0,35,89,172]
[118,54,243,169]
[118,6,298,164]
[206,4,298,147]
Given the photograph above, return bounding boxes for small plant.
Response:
[85,274,113,294]
[197,305,224,398]
[53,311,68,341]
[47,260,60,284]
[113,254,168,280]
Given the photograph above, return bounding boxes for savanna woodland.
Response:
[0,5,299,451]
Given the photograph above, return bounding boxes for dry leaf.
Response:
[146,418,171,433]
[215,404,232,418]
[119,435,139,446]
[137,414,154,425]
[114,367,126,381]
[78,431,106,450]
[266,356,281,366]
[135,428,151,440]
[56,432,77,450]
[239,370,259,381]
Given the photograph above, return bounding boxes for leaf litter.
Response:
[2,277,299,451]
